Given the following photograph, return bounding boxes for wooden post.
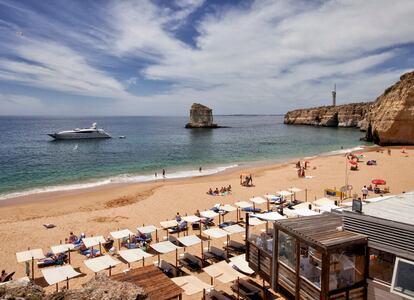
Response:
[321,252,330,300]
[56,283,58,292]
[245,212,250,261]
[66,277,69,289]
[118,239,121,250]
[157,253,160,265]
[156,229,159,243]
[142,256,145,267]
[267,199,270,211]
[99,242,102,254]
[295,239,300,300]
[68,249,71,264]
[201,240,204,260]
[237,276,240,300]
[272,227,279,291]
[305,189,308,202]
[226,235,230,260]
[175,248,178,269]
[210,276,213,285]
[31,257,34,281]
[109,266,112,276]
[203,288,206,300]
[199,220,202,236]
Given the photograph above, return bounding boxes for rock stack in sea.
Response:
[283,71,414,145]
[185,103,218,128]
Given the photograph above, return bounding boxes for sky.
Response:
[0,0,413,116]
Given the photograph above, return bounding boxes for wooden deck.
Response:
[111,265,183,300]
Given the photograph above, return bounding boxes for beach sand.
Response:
[0,146,413,298]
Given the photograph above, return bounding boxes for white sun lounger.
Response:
[229,254,255,275]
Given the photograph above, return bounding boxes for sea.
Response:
[0,115,371,200]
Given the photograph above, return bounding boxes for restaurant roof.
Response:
[112,265,183,300]
[343,192,414,226]
[276,213,367,251]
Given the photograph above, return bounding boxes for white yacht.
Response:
[48,123,111,140]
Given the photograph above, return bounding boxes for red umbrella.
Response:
[349,160,358,165]
[372,179,386,185]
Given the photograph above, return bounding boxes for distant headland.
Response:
[284,71,414,145]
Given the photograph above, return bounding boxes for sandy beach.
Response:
[1,146,413,298]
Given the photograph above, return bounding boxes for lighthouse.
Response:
[332,84,336,106]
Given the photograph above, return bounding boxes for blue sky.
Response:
[0,0,413,116]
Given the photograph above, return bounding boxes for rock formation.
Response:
[185,103,218,128]
[284,71,414,145]
[364,71,414,145]
[284,102,372,128]
[0,274,147,300]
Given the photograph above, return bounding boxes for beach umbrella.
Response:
[372,179,386,185]
[349,160,358,165]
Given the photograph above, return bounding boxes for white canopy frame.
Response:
[110,229,134,250]
[137,224,159,242]
[51,243,75,263]
[118,248,153,268]
[151,241,181,269]
[41,265,81,291]
[16,248,45,280]
[84,255,120,276]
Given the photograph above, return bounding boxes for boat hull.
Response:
[48,132,111,140]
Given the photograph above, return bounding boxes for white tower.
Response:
[332,84,337,106]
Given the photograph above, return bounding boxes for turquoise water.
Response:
[0,115,370,199]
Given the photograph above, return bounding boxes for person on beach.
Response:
[387,148,391,155]
[162,169,166,178]
[228,185,232,192]
[199,166,202,172]
[362,185,368,199]
[296,161,301,168]
[0,270,6,282]
[214,187,219,194]
[155,172,157,178]
[68,232,77,243]
[207,188,213,195]
[195,209,201,217]
[175,212,182,222]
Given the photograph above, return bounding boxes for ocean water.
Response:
[0,116,370,199]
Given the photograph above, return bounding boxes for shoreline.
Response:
[0,144,369,206]
[0,144,413,293]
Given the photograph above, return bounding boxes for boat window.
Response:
[391,257,414,300]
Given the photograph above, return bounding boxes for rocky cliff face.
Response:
[284,102,372,128]
[365,71,414,145]
[185,103,218,128]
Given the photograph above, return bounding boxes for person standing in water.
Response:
[162,169,166,178]
[199,166,202,173]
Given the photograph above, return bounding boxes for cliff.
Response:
[284,102,372,128]
[365,71,414,145]
[185,103,218,128]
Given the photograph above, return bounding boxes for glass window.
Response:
[278,231,296,270]
[329,244,365,290]
[248,231,273,253]
[369,248,395,283]
[300,244,322,288]
[391,258,414,300]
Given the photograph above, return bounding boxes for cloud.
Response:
[0,0,413,115]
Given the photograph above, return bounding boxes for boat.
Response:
[48,123,111,140]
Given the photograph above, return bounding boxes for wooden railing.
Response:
[247,241,272,282]
[299,277,321,300]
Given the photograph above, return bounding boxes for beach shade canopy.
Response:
[16,249,45,263]
[118,248,153,263]
[177,235,201,247]
[200,210,219,219]
[172,276,212,296]
[220,204,237,212]
[229,254,254,275]
[249,196,267,205]
[181,215,201,223]
[313,197,335,207]
[151,241,180,254]
[84,255,120,273]
[203,228,228,239]
[277,190,293,197]
[137,225,158,234]
[41,265,81,285]
[222,224,245,235]
[247,217,266,226]
[51,243,75,255]
[372,179,386,185]
[252,211,286,221]
[203,261,246,283]
[234,201,252,208]
[292,208,320,216]
[288,187,302,193]
[293,202,312,210]
[160,220,179,229]
[110,229,134,240]
[318,205,340,213]
[82,236,107,248]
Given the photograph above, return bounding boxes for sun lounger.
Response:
[224,240,246,254]
[0,272,14,283]
[206,289,236,300]
[231,279,262,300]
[179,252,203,271]
[158,259,179,277]
[168,235,180,246]
[37,253,67,268]
[218,221,237,229]
[203,246,227,261]
[242,207,261,213]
